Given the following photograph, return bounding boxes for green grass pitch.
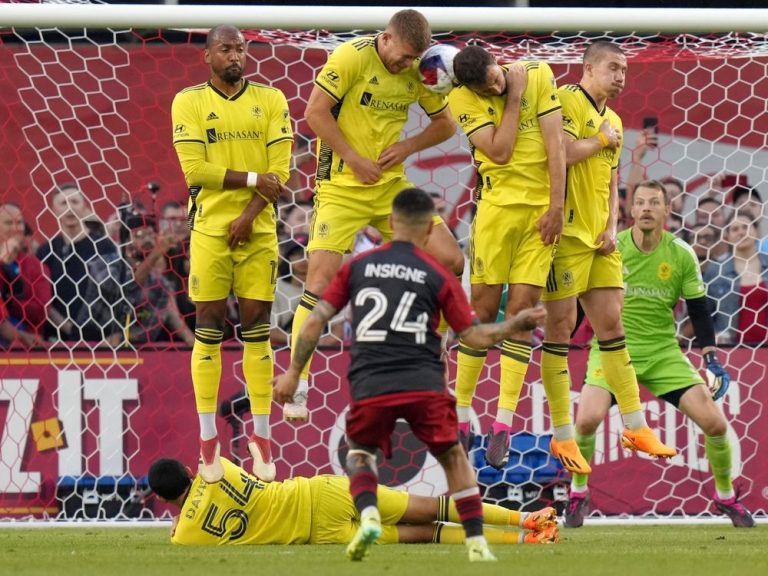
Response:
[0,525,764,576]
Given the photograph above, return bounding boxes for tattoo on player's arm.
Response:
[312,300,338,323]
[292,301,338,370]
[292,334,320,371]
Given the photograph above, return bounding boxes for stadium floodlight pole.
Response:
[1,4,768,33]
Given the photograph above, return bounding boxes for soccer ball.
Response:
[419,44,459,96]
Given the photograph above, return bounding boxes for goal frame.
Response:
[1,4,768,33]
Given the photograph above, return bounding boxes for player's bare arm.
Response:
[596,169,619,255]
[305,86,382,184]
[227,173,288,248]
[537,111,565,244]
[458,307,546,349]
[273,300,338,403]
[563,119,618,167]
[227,195,263,249]
[378,107,455,171]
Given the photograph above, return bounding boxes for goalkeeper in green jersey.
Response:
[565,180,754,529]
[148,456,559,547]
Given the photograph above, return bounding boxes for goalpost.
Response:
[0,1,766,523]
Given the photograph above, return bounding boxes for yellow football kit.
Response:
[309,36,448,253]
[449,61,561,285]
[171,459,408,545]
[171,79,293,237]
[543,83,624,301]
[558,83,622,248]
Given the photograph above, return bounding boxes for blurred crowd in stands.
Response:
[1,130,766,351]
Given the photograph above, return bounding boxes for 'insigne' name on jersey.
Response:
[364,263,427,284]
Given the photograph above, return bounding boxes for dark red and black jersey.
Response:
[322,240,477,401]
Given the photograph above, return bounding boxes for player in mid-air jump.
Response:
[287,9,464,423]
[448,45,565,469]
[542,42,675,471]
[171,24,291,484]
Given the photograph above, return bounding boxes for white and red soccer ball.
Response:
[419,44,459,96]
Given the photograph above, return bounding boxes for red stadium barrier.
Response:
[0,347,765,518]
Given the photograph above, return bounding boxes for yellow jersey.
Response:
[313,35,448,188]
[171,80,293,236]
[559,84,623,246]
[448,61,561,207]
[172,458,313,545]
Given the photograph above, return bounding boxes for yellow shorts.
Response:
[309,178,443,253]
[188,230,277,302]
[470,201,554,286]
[541,234,623,301]
[309,475,408,545]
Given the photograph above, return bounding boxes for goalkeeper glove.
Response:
[704,351,730,401]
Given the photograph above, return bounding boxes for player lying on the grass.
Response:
[565,181,755,529]
[148,456,559,546]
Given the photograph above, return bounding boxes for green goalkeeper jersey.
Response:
[618,228,705,356]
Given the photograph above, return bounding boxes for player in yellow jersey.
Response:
[542,41,675,471]
[287,9,463,422]
[448,46,565,470]
[171,25,292,484]
[148,456,559,548]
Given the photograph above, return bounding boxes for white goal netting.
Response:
[0,1,765,522]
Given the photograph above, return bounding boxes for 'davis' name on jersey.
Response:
[364,263,427,284]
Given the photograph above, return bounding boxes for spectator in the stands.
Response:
[77,213,194,348]
[729,186,768,255]
[623,128,689,228]
[271,236,308,345]
[278,201,313,242]
[704,214,768,346]
[730,185,763,224]
[659,176,686,219]
[271,233,343,347]
[37,183,118,341]
[158,200,194,332]
[0,203,51,342]
[687,223,723,276]
[624,126,658,210]
[667,212,688,242]
[694,195,729,231]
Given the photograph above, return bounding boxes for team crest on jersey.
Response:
[562,270,574,287]
[586,119,595,128]
[520,97,529,110]
[317,222,330,238]
[474,256,485,276]
[190,274,199,296]
[174,123,186,134]
[407,81,415,94]
[251,105,263,119]
[657,262,672,281]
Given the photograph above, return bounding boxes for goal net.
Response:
[0,1,765,523]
